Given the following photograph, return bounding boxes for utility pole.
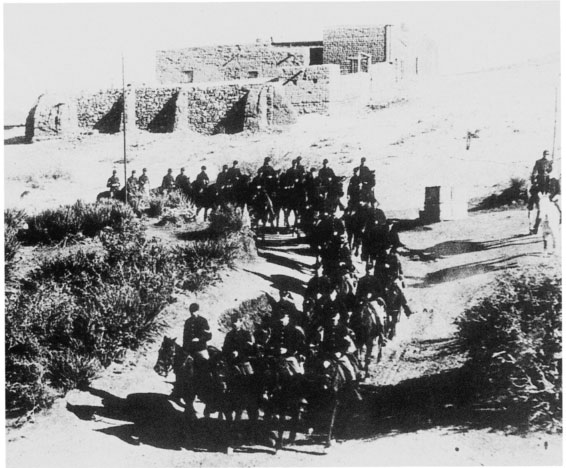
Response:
[122,54,128,205]
[551,85,558,162]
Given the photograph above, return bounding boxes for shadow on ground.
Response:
[403,234,538,263]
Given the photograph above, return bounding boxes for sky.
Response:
[3,1,561,123]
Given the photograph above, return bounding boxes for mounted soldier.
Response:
[226,160,242,185]
[295,156,306,176]
[106,169,120,198]
[272,289,303,329]
[347,167,362,209]
[223,315,255,376]
[161,168,176,194]
[138,168,150,196]
[195,165,210,190]
[175,167,190,193]
[318,158,335,188]
[266,310,307,376]
[126,170,138,198]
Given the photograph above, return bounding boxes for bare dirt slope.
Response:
[5,208,562,467]
[4,59,562,466]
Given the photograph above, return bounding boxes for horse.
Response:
[249,186,277,240]
[258,355,308,453]
[304,354,360,450]
[383,279,411,339]
[349,298,385,379]
[344,206,367,256]
[192,181,218,221]
[153,337,227,424]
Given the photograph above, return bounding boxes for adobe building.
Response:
[26,24,436,142]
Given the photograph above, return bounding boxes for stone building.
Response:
[25,24,436,142]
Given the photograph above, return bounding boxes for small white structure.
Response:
[420,186,468,223]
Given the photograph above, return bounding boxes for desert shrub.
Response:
[208,204,244,237]
[456,267,561,431]
[5,208,26,281]
[218,294,273,333]
[165,190,192,209]
[148,195,166,218]
[24,200,136,244]
[473,177,528,211]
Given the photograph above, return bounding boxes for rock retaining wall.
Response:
[157,42,310,84]
[76,90,123,132]
[323,25,387,74]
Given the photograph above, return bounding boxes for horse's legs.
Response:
[325,398,339,449]
[274,414,285,453]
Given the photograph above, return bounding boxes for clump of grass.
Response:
[208,204,243,237]
[456,266,561,432]
[24,200,136,244]
[472,178,528,211]
[218,294,273,334]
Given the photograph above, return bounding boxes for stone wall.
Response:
[135,87,180,132]
[76,89,123,132]
[156,42,310,84]
[323,25,388,74]
[273,65,339,114]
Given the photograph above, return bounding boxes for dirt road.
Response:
[6,208,561,467]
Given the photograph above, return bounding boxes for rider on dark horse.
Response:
[266,310,307,377]
[528,150,555,233]
[223,315,255,377]
[272,289,303,329]
[318,159,335,188]
[175,167,190,193]
[195,166,210,190]
[217,164,230,201]
[161,168,176,194]
[315,310,362,401]
[106,169,121,198]
[227,160,242,185]
[347,167,362,209]
[171,302,212,400]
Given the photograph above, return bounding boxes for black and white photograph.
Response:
[4,1,562,466]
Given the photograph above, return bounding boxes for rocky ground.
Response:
[4,58,562,466]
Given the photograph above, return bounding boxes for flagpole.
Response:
[551,85,558,162]
[122,53,128,205]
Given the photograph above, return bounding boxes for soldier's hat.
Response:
[189,303,200,313]
[201,165,207,170]
[233,160,238,165]
[543,150,550,156]
[223,164,228,169]
[180,167,185,172]
[323,158,329,164]
[296,156,302,161]
[264,157,271,163]
[167,168,173,173]
[361,157,366,163]
[131,170,136,174]
[142,168,147,172]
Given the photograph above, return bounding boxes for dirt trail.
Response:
[6,208,561,467]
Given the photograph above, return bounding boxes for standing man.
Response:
[106,169,120,198]
[161,168,176,193]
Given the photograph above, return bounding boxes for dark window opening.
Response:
[182,70,194,83]
[309,47,323,65]
[248,71,259,78]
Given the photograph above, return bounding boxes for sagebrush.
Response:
[456,267,561,432]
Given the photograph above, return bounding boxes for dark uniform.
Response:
[223,326,254,375]
[175,170,190,191]
[347,169,361,207]
[318,321,357,382]
[161,170,175,192]
[217,167,229,188]
[267,322,306,375]
[195,168,210,187]
[531,154,553,189]
[183,315,212,356]
[126,173,138,197]
[295,157,306,176]
[107,172,120,197]
[226,163,242,184]
[273,298,303,328]
[318,161,335,186]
